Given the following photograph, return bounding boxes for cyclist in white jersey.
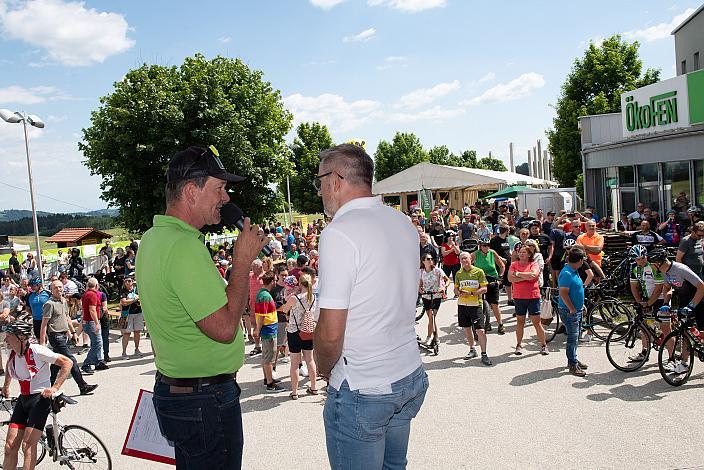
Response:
[1,322,72,470]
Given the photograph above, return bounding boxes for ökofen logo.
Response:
[624,91,678,132]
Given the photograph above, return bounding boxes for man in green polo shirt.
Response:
[136,145,268,470]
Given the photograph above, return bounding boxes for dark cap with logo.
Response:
[166,145,245,184]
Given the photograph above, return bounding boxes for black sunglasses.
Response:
[313,171,344,191]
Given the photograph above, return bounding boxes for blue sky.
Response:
[0,0,700,212]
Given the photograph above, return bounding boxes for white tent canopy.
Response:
[372,162,557,195]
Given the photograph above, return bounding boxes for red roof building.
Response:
[45,228,113,248]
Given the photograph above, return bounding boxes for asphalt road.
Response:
[6,294,704,470]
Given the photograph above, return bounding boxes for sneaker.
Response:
[485,323,493,332]
[497,324,506,335]
[577,360,588,370]
[81,365,94,375]
[514,345,523,356]
[540,345,549,356]
[300,363,309,377]
[481,354,492,366]
[579,333,593,343]
[120,353,128,360]
[569,364,586,377]
[265,382,286,393]
[79,384,98,395]
[424,337,433,346]
[263,377,282,386]
[507,299,515,306]
[673,362,689,375]
[95,362,109,371]
[464,348,478,360]
[104,356,111,363]
[627,352,646,363]
[663,360,676,372]
[134,349,143,358]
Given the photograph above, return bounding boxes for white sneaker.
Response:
[579,334,592,343]
[300,363,309,377]
[424,337,433,346]
[673,362,689,374]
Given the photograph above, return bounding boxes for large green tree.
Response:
[427,145,457,166]
[547,35,659,186]
[80,54,292,232]
[288,122,332,214]
[374,132,427,181]
[477,156,508,171]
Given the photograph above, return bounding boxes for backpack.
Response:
[295,296,316,341]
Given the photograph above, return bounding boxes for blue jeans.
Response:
[153,378,243,470]
[559,307,581,366]
[324,366,429,470]
[82,321,103,366]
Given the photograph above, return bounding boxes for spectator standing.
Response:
[119,278,144,359]
[420,232,438,265]
[27,278,50,340]
[458,215,475,242]
[80,277,108,375]
[441,232,461,280]
[629,220,665,252]
[576,220,605,267]
[676,221,704,279]
[39,280,97,395]
[8,250,21,283]
[508,245,548,356]
[558,248,588,377]
[247,259,264,353]
[254,272,285,392]
[658,210,682,247]
[103,240,113,272]
[314,144,428,469]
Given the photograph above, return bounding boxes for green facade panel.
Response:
[689,69,704,125]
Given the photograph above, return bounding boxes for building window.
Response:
[695,52,700,71]
[618,166,634,187]
[682,60,687,74]
[638,163,660,211]
[663,161,691,219]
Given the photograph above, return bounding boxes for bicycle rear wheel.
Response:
[606,322,650,371]
[58,425,112,469]
[588,300,633,341]
[658,330,695,387]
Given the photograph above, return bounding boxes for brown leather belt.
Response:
[157,372,236,388]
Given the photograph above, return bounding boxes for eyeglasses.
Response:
[312,171,344,191]
[180,145,222,180]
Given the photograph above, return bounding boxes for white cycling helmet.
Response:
[629,244,648,259]
[562,238,576,249]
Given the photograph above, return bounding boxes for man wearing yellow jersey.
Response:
[454,251,492,365]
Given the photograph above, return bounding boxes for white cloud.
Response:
[219,36,232,44]
[396,80,460,109]
[579,35,605,48]
[0,0,135,66]
[367,0,446,12]
[343,27,376,43]
[283,93,382,133]
[0,85,72,105]
[310,0,345,9]
[376,55,407,70]
[461,72,545,106]
[387,106,465,123]
[623,8,695,42]
[478,72,495,84]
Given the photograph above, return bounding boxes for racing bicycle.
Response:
[658,309,704,387]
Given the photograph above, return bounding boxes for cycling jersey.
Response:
[7,344,59,395]
[662,262,704,290]
[454,266,487,307]
[630,263,665,300]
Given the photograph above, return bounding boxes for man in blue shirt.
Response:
[27,278,50,340]
[558,247,587,377]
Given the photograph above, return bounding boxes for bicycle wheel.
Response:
[588,301,633,341]
[606,322,650,371]
[658,330,695,387]
[542,304,559,344]
[58,425,112,469]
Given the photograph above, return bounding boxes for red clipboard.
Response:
[121,389,176,465]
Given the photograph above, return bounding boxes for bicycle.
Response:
[580,284,635,341]
[605,303,674,372]
[657,309,704,387]
[0,393,112,469]
[0,396,47,467]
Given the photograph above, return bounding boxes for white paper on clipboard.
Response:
[122,389,176,465]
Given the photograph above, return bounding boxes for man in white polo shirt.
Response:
[314,144,428,470]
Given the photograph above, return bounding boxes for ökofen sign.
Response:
[621,74,690,138]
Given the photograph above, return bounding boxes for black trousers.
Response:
[100,313,110,359]
[48,332,87,389]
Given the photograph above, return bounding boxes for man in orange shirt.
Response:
[577,221,604,267]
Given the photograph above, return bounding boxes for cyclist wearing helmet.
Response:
[2,321,73,470]
[26,278,49,341]
[686,206,703,232]
[472,238,506,334]
[629,245,671,363]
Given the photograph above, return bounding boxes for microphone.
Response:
[220,203,273,256]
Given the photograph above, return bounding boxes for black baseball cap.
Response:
[167,145,245,183]
[547,211,556,216]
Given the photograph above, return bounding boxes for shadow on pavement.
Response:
[101,355,154,369]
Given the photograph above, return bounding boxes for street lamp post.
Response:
[0,109,45,283]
